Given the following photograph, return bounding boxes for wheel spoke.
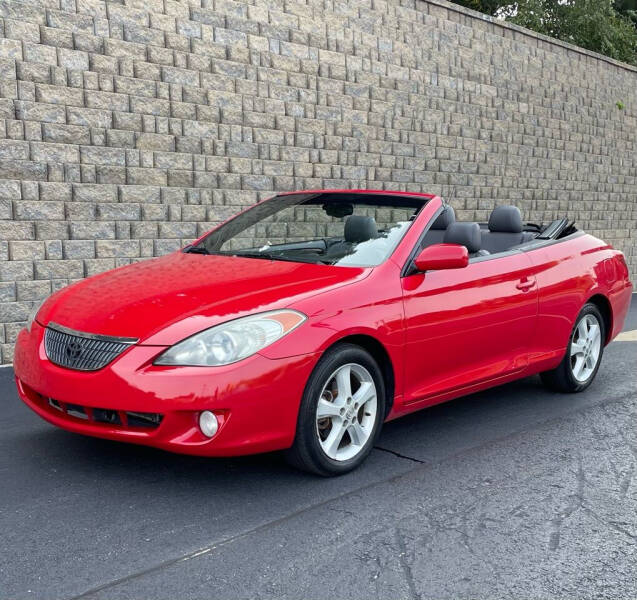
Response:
[347,421,367,446]
[577,319,588,341]
[335,365,352,400]
[572,355,585,380]
[570,341,585,356]
[323,420,347,458]
[588,323,601,345]
[585,354,596,370]
[352,381,375,407]
[317,398,341,419]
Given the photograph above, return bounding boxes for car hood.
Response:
[37,252,368,345]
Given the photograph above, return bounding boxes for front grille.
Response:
[44,322,138,371]
[48,398,163,429]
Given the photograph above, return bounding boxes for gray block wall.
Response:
[1,0,636,363]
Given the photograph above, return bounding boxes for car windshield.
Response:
[193,192,429,267]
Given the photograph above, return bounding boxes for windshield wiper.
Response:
[234,251,326,264]
[233,251,283,261]
[184,245,210,254]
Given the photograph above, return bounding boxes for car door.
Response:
[400,250,539,406]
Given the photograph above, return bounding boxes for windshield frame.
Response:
[191,191,433,268]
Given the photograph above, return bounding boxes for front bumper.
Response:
[13,321,319,456]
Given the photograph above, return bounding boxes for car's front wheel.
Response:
[540,302,605,393]
[286,344,385,476]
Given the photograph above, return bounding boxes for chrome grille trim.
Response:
[47,321,138,344]
[44,323,138,371]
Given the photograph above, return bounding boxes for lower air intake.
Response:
[48,398,162,430]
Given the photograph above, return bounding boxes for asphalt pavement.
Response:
[1,298,635,600]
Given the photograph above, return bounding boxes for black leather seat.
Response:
[422,206,455,247]
[344,215,378,243]
[443,222,489,258]
[481,206,535,254]
[324,215,378,260]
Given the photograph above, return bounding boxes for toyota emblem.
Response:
[65,340,83,361]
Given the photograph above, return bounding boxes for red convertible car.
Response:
[14,190,633,475]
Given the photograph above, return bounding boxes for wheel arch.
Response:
[586,293,613,344]
[325,334,395,418]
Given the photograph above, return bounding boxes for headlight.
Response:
[154,309,307,366]
[26,299,46,333]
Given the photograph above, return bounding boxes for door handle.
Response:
[516,278,535,292]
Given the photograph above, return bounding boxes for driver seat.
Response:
[444,222,489,258]
[421,205,455,248]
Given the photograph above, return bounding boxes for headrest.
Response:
[444,222,482,254]
[430,206,456,230]
[488,205,523,233]
[344,215,378,243]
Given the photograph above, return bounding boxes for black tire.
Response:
[285,343,386,476]
[540,302,605,393]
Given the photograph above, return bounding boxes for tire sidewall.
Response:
[297,344,386,476]
[565,304,605,391]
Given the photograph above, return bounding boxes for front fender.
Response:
[259,264,406,401]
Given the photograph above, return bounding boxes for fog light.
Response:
[199,410,218,438]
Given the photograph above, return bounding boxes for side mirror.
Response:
[413,243,469,272]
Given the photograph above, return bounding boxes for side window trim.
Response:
[468,231,586,264]
[468,248,523,264]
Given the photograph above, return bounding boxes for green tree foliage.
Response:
[449,0,637,65]
[614,0,637,26]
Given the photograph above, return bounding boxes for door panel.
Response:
[401,252,538,405]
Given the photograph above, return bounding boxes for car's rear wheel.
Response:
[285,344,385,476]
[540,302,605,393]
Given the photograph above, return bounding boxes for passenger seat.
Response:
[343,215,378,243]
[323,215,378,261]
[443,222,489,258]
[481,206,535,254]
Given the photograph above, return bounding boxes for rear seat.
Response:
[422,205,455,247]
[481,206,535,254]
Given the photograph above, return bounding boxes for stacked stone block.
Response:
[0,0,636,363]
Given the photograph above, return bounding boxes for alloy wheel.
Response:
[570,313,602,382]
[315,363,378,461]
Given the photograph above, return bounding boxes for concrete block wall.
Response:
[0,0,636,363]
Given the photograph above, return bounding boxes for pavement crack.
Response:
[374,446,427,464]
[619,463,634,498]
[584,507,637,542]
[394,526,422,600]
[548,452,586,551]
